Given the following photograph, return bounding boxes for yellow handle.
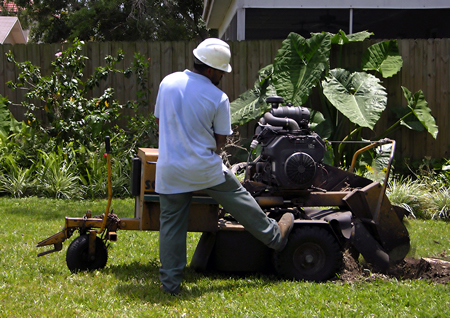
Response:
[96,137,113,234]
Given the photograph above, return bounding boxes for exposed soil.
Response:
[339,251,450,284]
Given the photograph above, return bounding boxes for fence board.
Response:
[0,45,8,112]
[123,42,137,106]
[426,40,437,158]
[237,42,248,97]
[438,39,449,158]
[100,42,113,99]
[149,41,161,110]
[161,42,173,82]
[4,44,17,116]
[112,41,125,106]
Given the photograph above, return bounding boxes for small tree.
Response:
[6,38,128,150]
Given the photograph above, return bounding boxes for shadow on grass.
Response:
[107,259,279,301]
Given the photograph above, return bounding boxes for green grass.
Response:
[0,197,449,317]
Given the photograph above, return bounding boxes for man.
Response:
[154,38,294,295]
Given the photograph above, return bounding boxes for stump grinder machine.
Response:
[37,96,410,282]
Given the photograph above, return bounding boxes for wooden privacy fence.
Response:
[0,39,449,161]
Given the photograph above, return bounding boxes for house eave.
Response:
[203,0,235,29]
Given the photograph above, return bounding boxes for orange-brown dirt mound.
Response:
[339,251,450,284]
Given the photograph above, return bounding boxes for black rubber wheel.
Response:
[66,235,108,272]
[274,226,342,282]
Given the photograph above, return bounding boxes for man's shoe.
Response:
[160,284,180,296]
[276,213,295,251]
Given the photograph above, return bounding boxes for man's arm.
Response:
[214,134,227,154]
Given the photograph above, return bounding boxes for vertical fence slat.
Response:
[426,39,437,158]
[439,39,449,158]
[100,42,114,99]
[111,42,125,106]
[134,40,150,113]
[5,44,17,115]
[220,42,233,102]
[402,39,416,160]
[434,39,445,158]
[0,45,5,99]
[149,41,161,110]
[0,45,8,110]
[123,42,136,106]
[161,42,173,81]
[88,42,101,99]
[237,41,248,98]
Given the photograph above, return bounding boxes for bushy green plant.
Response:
[6,38,127,150]
[35,148,84,199]
[78,146,108,199]
[111,155,131,198]
[125,52,158,149]
[0,153,35,198]
[79,144,131,199]
[426,187,450,220]
[387,176,428,219]
[0,95,22,135]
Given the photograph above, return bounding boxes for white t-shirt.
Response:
[154,70,233,194]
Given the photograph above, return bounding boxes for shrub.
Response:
[6,39,127,150]
[387,176,428,219]
[426,187,450,220]
[0,154,35,198]
[35,149,84,199]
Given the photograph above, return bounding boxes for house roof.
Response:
[0,16,27,44]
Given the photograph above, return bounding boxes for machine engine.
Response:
[250,97,326,190]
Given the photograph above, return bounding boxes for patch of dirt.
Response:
[339,251,450,284]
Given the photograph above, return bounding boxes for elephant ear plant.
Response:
[230,31,438,170]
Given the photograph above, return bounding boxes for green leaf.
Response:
[0,95,21,135]
[310,110,332,139]
[273,32,331,106]
[230,65,276,126]
[330,30,373,45]
[361,40,403,78]
[392,107,425,131]
[400,86,438,139]
[322,69,387,130]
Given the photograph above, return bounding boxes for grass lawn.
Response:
[0,196,449,317]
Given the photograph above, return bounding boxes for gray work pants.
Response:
[159,170,283,293]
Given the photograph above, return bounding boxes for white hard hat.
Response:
[193,38,232,73]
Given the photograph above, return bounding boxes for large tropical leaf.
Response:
[310,109,332,139]
[273,32,331,106]
[361,40,403,78]
[230,65,276,126]
[322,68,387,129]
[397,86,438,139]
[330,30,373,45]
